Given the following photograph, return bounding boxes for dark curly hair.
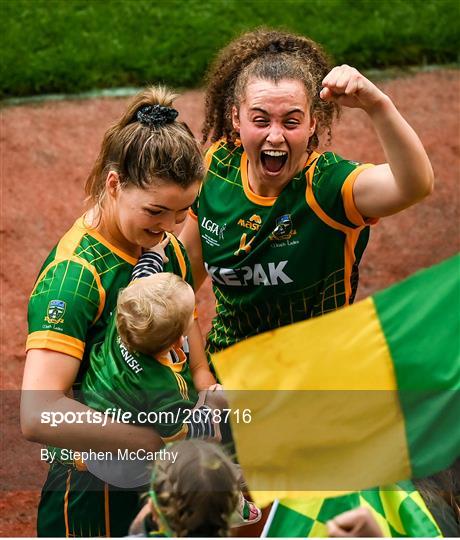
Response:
[202,28,339,152]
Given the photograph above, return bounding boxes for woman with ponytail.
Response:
[21,86,215,537]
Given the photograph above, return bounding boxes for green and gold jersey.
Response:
[27,216,191,385]
[82,321,198,441]
[191,140,376,353]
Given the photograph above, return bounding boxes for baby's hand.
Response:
[204,384,228,410]
[320,65,388,114]
[143,235,170,263]
[207,383,223,392]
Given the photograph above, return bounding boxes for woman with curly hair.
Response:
[182,28,433,354]
[180,28,438,536]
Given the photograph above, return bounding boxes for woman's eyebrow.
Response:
[250,107,269,114]
[147,204,190,211]
[249,106,305,115]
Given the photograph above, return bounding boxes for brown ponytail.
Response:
[85,86,204,207]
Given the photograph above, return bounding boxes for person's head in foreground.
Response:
[116,272,195,357]
[149,440,239,537]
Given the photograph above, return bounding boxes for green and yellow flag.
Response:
[213,255,460,506]
[263,481,441,537]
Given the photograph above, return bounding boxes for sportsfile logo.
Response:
[237,214,262,231]
[201,217,226,239]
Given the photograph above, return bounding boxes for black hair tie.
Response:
[136,104,179,127]
[267,41,282,54]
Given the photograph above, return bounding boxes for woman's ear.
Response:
[309,116,317,137]
[231,106,240,132]
[106,171,121,197]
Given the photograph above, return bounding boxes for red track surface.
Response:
[1,71,459,536]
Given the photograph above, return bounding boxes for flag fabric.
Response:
[212,255,460,506]
[262,481,441,537]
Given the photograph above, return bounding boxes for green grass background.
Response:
[1,0,459,98]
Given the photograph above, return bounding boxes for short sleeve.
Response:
[312,153,376,228]
[27,258,103,359]
[164,234,194,289]
[190,141,224,220]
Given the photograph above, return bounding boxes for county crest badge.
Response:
[270,214,296,241]
[45,299,66,324]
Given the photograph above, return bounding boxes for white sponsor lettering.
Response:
[253,264,269,285]
[117,337,143,374]
[220,268,241,286]
[205,261,292,286]
[201,217,224,237]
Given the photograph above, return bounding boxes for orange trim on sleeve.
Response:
[77,257,106,324]
[305,159,353,235]
[161,423,189,443]
[55,218,87,260]
[341,164,378,227]
[305,158,364,305]
[74,457,87,471]
[167,233,187,279]
[26,330,85,360]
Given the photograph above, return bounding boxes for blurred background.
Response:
[1,0,459,99]
[1,1,459,536]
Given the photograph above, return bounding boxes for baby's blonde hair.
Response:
[116,273,194,357]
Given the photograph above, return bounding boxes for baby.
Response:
[80,239,260,524]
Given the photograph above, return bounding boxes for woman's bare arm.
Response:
[180,215,208,291]
[187,319,216,391]
[321,65,434,218]
[21,349,163,452]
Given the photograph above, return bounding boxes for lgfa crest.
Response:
[45,300,66,324]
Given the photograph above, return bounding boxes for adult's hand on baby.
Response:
[320,65,389,114]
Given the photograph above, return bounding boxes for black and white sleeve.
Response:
[131,251,164,281]
[185,406,216,439]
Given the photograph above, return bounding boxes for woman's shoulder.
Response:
[37,216,136,285]
[311,151,367,179]
[164,233,192,284]
[205,138,244,172]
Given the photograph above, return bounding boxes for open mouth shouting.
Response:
[260,150,288,174]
